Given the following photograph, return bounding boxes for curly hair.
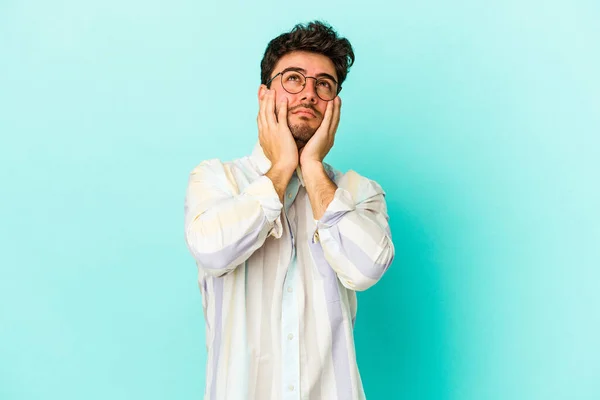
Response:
[260,21,355,88]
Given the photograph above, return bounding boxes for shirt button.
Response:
[287,286,293,293]
[287,193,292,199]
[288,385,295,391]
[288,333,294,340]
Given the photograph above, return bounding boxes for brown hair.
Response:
[260,21,355,88]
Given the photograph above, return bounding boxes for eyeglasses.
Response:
[266,69,341,101]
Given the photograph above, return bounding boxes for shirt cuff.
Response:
[316,187,356,229]
[242,175,283,238]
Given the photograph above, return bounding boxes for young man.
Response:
[184,21,394,400]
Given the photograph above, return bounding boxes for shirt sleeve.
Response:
[184,159,283,277]
[314,170,395,291]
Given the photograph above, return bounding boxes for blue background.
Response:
[1,1,599,399]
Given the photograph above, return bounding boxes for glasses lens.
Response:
[281,70,338,100]
[282,70,305,94]
[316,78,337,101]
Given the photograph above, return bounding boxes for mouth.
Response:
[292,109,316,118]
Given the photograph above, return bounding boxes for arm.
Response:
[184,159,285,277]
[185,87,298,277]
[300,161,336,220]
[305,167,395,291]
[298,97,394,290]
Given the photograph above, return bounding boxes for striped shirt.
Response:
[184,142,395,400]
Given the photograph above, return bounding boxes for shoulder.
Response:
[189,155,257,178]
[187,155,262,195]
[325,163,386,203]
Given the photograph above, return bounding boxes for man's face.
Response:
[259,51,338,148]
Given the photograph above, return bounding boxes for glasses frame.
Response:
[266,69,342,101]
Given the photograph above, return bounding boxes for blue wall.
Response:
[1,1,599,399]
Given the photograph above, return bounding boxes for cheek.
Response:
[274,91,293,105]
[316,103,328,118]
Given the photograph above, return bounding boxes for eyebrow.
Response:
[282,67,338,83]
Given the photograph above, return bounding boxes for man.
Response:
[184,21,394,400]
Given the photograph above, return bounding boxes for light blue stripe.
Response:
[192,220,264,271]
[328,299,353,400]
[309,240,340,302]
[328,225,392,280]
[308,238,353,399]
[210,277,224,400]
[319,210,348,227]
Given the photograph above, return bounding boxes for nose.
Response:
[300,77,319,104]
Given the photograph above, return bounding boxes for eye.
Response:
[285,72,303,82]
[317,79,333,89]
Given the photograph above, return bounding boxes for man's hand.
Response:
[299,96,341,167]
[299,96,341,219]
[257,89,298,202]
[258,89,298,172]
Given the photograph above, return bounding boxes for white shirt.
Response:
[184,142,395,400]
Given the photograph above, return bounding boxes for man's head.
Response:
[259,21,354,147]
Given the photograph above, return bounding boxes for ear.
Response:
[258,84,268,101]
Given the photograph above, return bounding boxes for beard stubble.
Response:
[276,103,321,149]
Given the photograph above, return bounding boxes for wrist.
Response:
[266,165,293,203]
[271,160,297,175]
[300,160,323,173]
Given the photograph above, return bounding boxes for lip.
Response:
[292,109,316,118]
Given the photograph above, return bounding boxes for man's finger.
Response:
[277,97,288,127]
[330,97,341,136]
[266,90,277,127]
[318,99,334,136]
[258,90,269,129]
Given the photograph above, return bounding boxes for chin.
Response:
[290,123,317,144]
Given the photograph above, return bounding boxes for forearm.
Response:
[265,164,294,204]
[185,173,283,276]
[311,171,394,291]
[317,200,394,291]
[301,161,337,220]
